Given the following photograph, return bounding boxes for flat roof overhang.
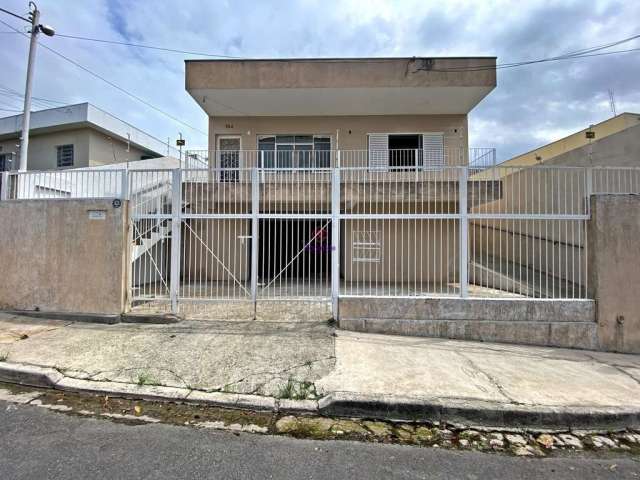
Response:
[186,57,496,117]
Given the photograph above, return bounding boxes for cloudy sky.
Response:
[1,0,639,161]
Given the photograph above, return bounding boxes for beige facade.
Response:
[209,114,469,166]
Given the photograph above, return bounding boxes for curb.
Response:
[2,310,180,325]
[1,362,638,430]
[318,391,640,430]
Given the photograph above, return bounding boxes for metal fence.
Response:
[3,164,639,315]
[1,169,126,200]
[184,148,496,171]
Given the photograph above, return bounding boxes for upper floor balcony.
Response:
[184,147,497,178]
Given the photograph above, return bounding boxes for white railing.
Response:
[2,169,126,200]
[184,148,496,170]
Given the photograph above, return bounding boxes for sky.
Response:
[0,0,639,161]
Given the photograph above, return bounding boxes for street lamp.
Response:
[0,2,55,171]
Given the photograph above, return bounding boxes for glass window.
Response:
[56,144,74,168]
[258,135,331,168]
[275,135,294,144]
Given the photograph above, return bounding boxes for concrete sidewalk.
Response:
[1,312,640,428]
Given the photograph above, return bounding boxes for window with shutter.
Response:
[368,134,389,171]
[422,134,445,168]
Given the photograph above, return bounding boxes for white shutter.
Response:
[422,134,444,169]
[368,134,389,171]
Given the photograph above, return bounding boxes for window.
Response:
[258,135,331,169]
[56,144,74,168]
[352,230,382,263]
[368,133,445,170]
[0,154,8,172]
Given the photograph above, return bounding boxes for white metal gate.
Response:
[128,167,338,315]
[124,162,640,316]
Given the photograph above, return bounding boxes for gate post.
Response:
[120,169,129,200]
[170,168,182,313]
[331,168,341,319]
[459,166,469,298]
[251,168,259,303]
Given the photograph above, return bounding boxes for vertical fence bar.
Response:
[331,168,340,318]
[170,168,182,313]
[459,166,469,298]
[251,168,259,304]
[0,172,9,200]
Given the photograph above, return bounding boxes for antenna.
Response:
[608,88,617,117]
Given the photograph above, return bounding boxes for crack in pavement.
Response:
[583,353,640,386]
[218,356,336,393]
[455,351,522,404]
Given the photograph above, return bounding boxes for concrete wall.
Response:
[88,130,152,167]
[209,114,469,166]
[0,199,127,314]
[589,195,640,353]
[187,58,497,90]
[339,297,598,350]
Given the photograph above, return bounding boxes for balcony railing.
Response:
[184,148,496,172]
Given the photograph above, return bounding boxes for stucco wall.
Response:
[0,128,92,170]
[187,58,496,90]
[0,199,127,314]
[209,114,469,166]
[588,194,640,353]
[88,130,152,166]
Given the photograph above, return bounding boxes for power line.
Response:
[0,18,207,138]
[0,83,67,105]
[0,7,28,22]
[55,33,243,59]
[51,29,640,72]
[426,33,640,72]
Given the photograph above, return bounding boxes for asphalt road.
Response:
[1,401,639,480]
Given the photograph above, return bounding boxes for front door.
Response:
[218,136,241,182]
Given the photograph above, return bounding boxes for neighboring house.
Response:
[0,103,172,171]
[498,112,640,169]
[181,57,497,292]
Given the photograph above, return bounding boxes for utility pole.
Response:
[0,3,55,172]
